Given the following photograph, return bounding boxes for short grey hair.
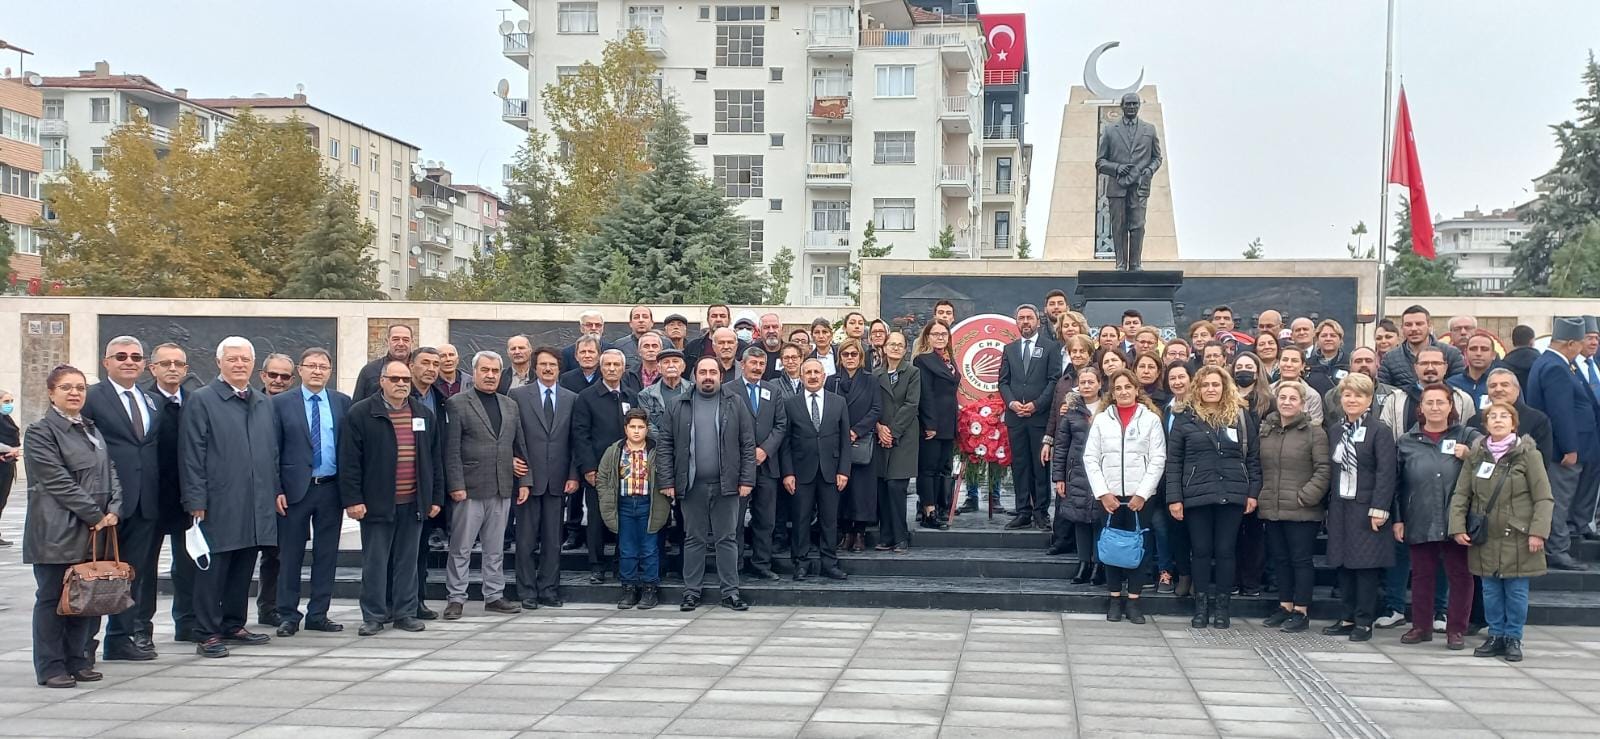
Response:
[579,309,604,323]
[637,331,663,347]
[472,350,504,370]
[215,336,256,361]
[260,353,294,370]
[1486,367,1521,389]
[104,335,144,356]
[1015,303,1039,319]
[600,349,626,363]
[574,335,600,351]
[506,333,531,349]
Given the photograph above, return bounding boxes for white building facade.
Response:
[504,0,1008,305]
[1433,207,1525,295]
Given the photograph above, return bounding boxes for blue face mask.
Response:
[0,403,11,415]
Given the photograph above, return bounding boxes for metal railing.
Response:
[983,124,1019,140]
[859,29,964,49]
[941,96,970,115]
[619,26,667,49]
[806,162,852,181]
[502,33,530,53]
[940,163,972,183]
[40,119,68,137]
[806,28,856,49]
[502,98,529,118]
[804,231,852,250]
[985,179,1015,195]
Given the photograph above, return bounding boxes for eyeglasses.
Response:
[839,351,860,358]
[152,360,188,369]
[382,375,412,384]
[107,352,144,363]
[53,384,89,393]
[301,364,331,372]
[264,372,293,381]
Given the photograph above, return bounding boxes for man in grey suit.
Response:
[509,346,580,608]
[725,347,787,582]
[442,351,528,619]
[1095,92,1163,271]
[998,304,1062,531]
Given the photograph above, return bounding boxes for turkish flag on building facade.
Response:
[1388,87,1435,259]
[978,14,1025,72]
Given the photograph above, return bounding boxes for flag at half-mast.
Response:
[1388,87,1435,259]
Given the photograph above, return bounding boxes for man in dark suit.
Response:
[998,304,1062,530]
[1500,325,1539,398]
[1526,316,1600,571]
[572,349,636,582]
[353,324,415,399]
[181,337,280,658]
[83,336,163,662]
[781,358,852,581]
[725,347,787,581]
[269,347,349,636]
[1094,92,1163,270]
[686,304,745,368]
[495,335,536,393]
[559,335,602,395]
[252,353,296,628]
[144,342,200,642]
[561,310,615,373]
[510,346,580,608]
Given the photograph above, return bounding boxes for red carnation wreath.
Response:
[957,395,1011,467]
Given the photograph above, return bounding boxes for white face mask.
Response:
[185,517,212,570]
[736,328,754,343]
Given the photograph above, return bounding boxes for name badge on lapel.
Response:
[1030,346,1042,359]
[1476,462,1495,479]
[1479,395,1492,410]
[1352,427,1367,443]
[412,417,426,432]
[620,402,631,414]
[1440,439,1457,455]
[760,388,771,401]
[1335,369,1349,380]
[1224,427,1238,443]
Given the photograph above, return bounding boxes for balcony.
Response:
[981,235,1013,258]
[983,124,1020,144]
[144,123,173,148]
[806,162,852,188]
[419,196,453,214]
[807,28,856,55]
[40,119,67,137]
[502,97,529,129]
[502,33,530,67]
[984,178,1016,196]
[425,232,451,249]
[808,96,851,123]
[939,163,974,196]
[940,96,973,134]
[804,231,852,253]
[619,26,667,56]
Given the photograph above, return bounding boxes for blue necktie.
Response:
[309,395,323,469]
[748,383,759,414]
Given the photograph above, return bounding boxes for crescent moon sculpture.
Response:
[1083,41,1144,100]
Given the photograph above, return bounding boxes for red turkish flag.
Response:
[1388,87,1435,259]
[979,14,1025,72]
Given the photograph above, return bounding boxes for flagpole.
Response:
[1374,0,1397,325]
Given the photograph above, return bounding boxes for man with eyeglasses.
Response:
[341,359,443,636]
[250,352,295,626]
[144,343,201,642]
[269,347,349,637]
[83,336,164,662]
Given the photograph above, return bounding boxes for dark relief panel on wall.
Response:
[449,320,701,359]
[879,275,1360,335]
[97,316,338,384]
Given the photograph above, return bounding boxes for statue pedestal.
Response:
[1073,270,1185,336]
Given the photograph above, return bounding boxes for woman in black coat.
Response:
[828,338,882,552]
[1050,368,1104,581]
[913,321,958,530]
[0,389,20,547]
[1321,372,1397,642]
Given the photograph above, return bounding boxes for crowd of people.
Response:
[10,298,1600,688]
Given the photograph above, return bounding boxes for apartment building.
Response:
[412,166,505,282]
[0,69,44,281]
[504,0,1018,305]
[192,93,421,300]
[1434,207,1527,295]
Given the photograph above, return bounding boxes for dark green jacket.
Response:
[1449,436,1553,578]
[596,440,671,534]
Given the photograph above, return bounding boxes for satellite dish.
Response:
[413,210,424,218]
[517,20,530,32]
[499,20,515,34]
[447,196,457,204]
[957,218,969,231]
[410,246,422,256]
[495,79,510,98]
[26,72,42,86]
[425,159,436,168]
[295,82,305,94]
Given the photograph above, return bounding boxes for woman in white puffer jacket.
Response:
[1082,368,1167,624]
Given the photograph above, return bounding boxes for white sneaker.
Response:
[1433,615,1447,633]
[1375,610,1407,629]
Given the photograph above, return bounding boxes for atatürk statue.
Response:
[1095,92,1163,271]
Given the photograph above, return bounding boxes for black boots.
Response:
[1123,598,1145,625]
[1090,564,1106,586]
[1071,562,1093,584]
[1191,594,1211,629]
[1503,638,1524,662]
[617,585,640,609]
[1212,594,1232,629]
[1106,595,1125,622]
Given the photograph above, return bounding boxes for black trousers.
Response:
[359,504,421,624]
[33,563,99,683]
[105,512,161,646]
[1187,503,1244,597]
[1103,502,1150,594]
[791,478,840,571]
[276,480,342,625]
[1235,510,1266,592]
[194,547,258,640]
[254,546,279,617]
[745,474,780,570]
[1265,520,1319,608]
[1161,504,1190,576]
[566,484,609,573]
[877,478,911,548]
[1007,422,1049,520]
[916,437,953,510]
[418,502,450,604]
[515,494,565,601]
[1339,567,1383,627]
[168,531,198,640]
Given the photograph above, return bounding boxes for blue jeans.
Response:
[1481,576,1530,640]
[617,495,659,585]
[1383,539,1447,614]
[1152,505,1173,574]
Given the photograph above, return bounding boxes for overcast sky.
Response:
[7,0,1597,259]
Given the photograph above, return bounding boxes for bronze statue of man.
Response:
[1095,92,1163,271]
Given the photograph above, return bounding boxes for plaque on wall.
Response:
[19,313,70,426]
[97,316,338,387]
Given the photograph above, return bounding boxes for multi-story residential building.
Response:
[37,62,235,183]
[191,93,421,300]
[1433,206,1527,295]
[411,166,505,282]
[0,66,44,281]
[505,0,1015,305]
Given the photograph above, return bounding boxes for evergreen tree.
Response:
[1242,237,1264,259]
[279,182,385,300]
[1550,220,1600,297]
[597,250,634,303]
[928,226,956,259]
[848,222,891,303]
[500,131,567,302]
[765,245,795,304]
[0,218,14,277]
[566,98,760,303]
[1014,232,1032,259]
[1509,53,1600,295]
[1385,196,1474,296]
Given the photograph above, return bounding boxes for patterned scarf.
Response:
[1487,433,1517,462]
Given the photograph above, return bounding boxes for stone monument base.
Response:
[1073,270,1183,335]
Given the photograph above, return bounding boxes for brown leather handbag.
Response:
[57,526,135,617]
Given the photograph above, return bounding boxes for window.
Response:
[813,264,848,297]
[693,68,708,81]
[714,90,764,133]
[390,196,403,216]
[873,198,915,230]
[349,145,360,165]
[370,151,379,173]
[42,138,65,172]
[769,67,784,82]
[43,99,63,120]
[873,132,914,164]
[557,2,599,33]
[392,160,403,180]
[90,98,111,123]
[875,65,915,97]
[715,5,765,21]
[390,269,400,289]
[699,5,710,20]
[90,147,108,172]
[328,137,340,158]
[1,165,39,199]
[811,134,850,164]
[811,68,851,98]
[391,233,401,253]
[993,211,1012,251]
[713,155,763,199]
[769,133,784,147]
[737,219,764,261]
[194,116,209,142]
[1,109,40,144]
[716,26,764,67]
[811,200,850,232]
[455,256,469,271]
[811,5,852,35]
[769,198,782,211]
[693,133,709,146]
[369,190,380,210]
[9,224,40,256]
[557,65,581,81]
[769,5,780,20]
